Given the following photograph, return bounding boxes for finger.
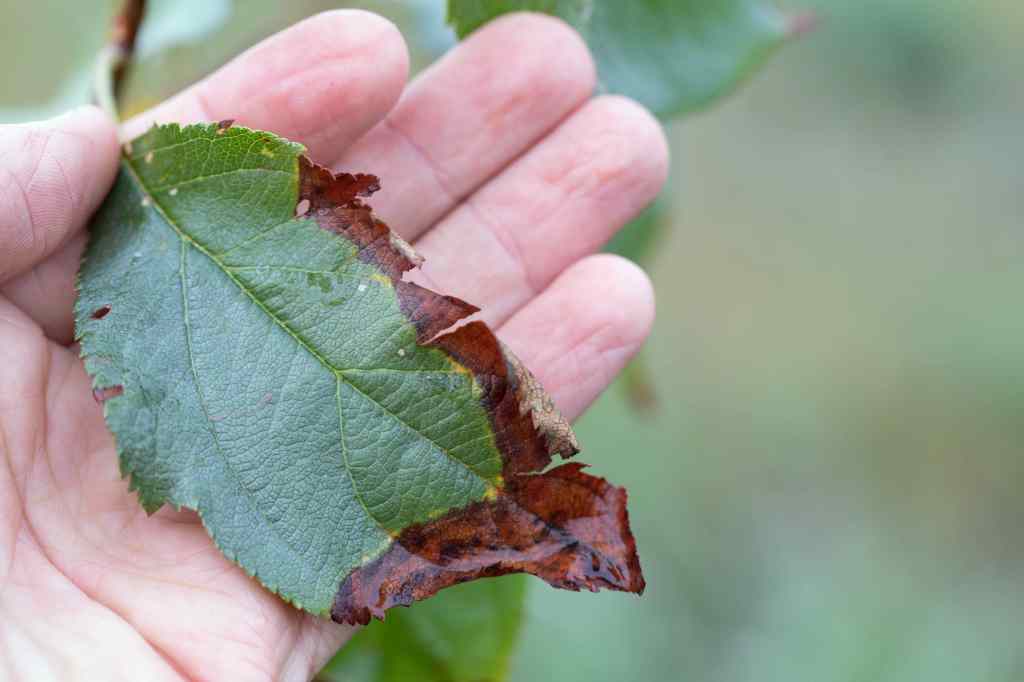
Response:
[413,96,668,326]
[332,12,596,241]
[121,9,409,161]
[0,106,119,285]
[497,254,656,421]
[289,618,358,682]
[9,10,409,344]
[1,231,85,343]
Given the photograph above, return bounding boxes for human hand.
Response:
[0,11,667,681]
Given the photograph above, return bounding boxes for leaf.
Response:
[585,0,790,117]
[319,576,528,682]
[605,198,668,265]
[74,122,643,623]
[447,0,592,38]
[447,0,792,118]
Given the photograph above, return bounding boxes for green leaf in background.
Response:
[448,0,791,118]
[585,0,790,117]
[75,121,642,624]
[447,0,591,37]
[319,576,528,682]
[605,198,668,265]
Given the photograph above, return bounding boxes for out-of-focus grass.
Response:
[4,1,1024,680]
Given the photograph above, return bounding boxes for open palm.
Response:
[0,11,666,681]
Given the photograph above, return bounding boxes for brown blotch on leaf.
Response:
[329,319,643,624]
[91,305,112,320]
[395,281,478,343]
[297,160,644,625]
[432,322,573,476]
[332,462,643,625]
[93,385,124,404]
[216,119,235,135]
[300,158,474,343]
[503,347,579,458]
[299,158,416,281]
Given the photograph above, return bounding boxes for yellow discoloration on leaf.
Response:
[447,356,472,376]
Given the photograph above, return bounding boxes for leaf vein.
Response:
[127,130,235,160]
[179,240,308,572]
[340,376,498,488]
[336,379,395,537]
[124,156,498,503]
[148,167,291,193]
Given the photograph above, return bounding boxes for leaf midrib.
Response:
[121,157,500,504]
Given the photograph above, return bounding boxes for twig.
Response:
[93,0,147,120]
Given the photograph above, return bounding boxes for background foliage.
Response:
[4,0,1024,680]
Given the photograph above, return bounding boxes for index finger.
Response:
[4,10,410,343]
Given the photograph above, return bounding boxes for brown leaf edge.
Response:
[297,157,645,625]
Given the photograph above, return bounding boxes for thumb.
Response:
[0,106,120,284]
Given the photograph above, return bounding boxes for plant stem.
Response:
[92,0,147,121]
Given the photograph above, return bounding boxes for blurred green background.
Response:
[4,1,1024,680]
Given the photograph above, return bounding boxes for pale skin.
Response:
[0,11,667,682]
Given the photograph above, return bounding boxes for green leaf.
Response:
[75,122,643,623]
[319,576,528,682]
[585,0,789,117]
[604,198,668,265]
[447,0,791,118]
[447,0,591,38]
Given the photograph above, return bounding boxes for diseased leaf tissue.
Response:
[75,122,644,624]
